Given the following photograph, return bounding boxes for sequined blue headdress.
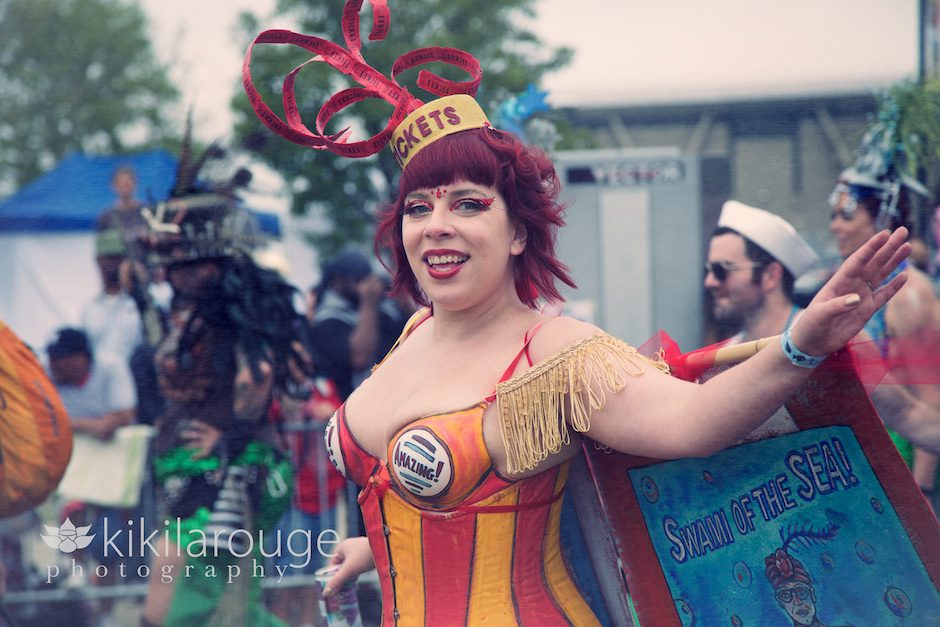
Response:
[830,94,930,229]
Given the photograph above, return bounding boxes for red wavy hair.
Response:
[374,127,576,309]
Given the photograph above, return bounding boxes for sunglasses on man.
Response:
[704,260,764,282]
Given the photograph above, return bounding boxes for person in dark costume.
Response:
[137,139,308,627]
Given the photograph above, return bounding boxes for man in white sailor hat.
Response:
[704,200,820,345]
[703,201,940,486]
[698,201,822,440]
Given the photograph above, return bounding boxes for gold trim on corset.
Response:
[496,333,668,474]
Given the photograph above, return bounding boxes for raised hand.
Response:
[357,274,386,307]
[180,419,222,459]
[793,227,911,357]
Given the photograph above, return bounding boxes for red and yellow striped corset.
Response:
[325,399,599,626]
[323,309,600,625]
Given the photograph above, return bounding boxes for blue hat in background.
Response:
[46,328,91,359]
[322,249,372,284]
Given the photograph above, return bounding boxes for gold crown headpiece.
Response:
[243,0,490,170]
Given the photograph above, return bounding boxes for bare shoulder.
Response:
[905,265,937,297]
[527,316,605,362]
[888,266,939,335]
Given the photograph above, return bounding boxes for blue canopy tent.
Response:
[0,150,282,348]
[0,150,281,234]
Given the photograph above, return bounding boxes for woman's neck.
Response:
[429,293,536,344]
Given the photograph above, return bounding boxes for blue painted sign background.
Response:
[628,425,940,625]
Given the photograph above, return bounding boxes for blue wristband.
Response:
[780,328,826,368]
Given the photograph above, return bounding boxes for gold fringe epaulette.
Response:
[495,332,668,474]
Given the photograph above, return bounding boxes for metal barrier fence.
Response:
[3,420,366,608]
[4,572,382,605]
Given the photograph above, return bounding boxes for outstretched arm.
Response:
[882,271,940,492]
[871,383,940,456]
[528,228,911,462]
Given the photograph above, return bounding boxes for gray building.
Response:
[561,90,881,263]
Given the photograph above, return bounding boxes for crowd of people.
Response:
[241,3,938,626]
[1,161,412,626]
[3,137,937,627]
[1,2,939,625]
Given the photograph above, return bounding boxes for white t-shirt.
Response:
[54,353,136,419]
[81,292,142,364]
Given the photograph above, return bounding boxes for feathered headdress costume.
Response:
[242,0,491,170]
[139,115,308,400]
[140,113,263,266]
[830,91,931,230]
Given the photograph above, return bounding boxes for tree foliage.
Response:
[0,0,178,191]
[233,0,574,258]
[873,77,940,233]
[887,78,940,184]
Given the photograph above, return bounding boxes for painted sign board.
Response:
[575,350,940,625]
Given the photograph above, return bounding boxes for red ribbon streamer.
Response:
[242,0,483,158]
[640,330,940,387]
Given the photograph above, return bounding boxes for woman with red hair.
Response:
[328,112,907,625]
[244,4,912,624]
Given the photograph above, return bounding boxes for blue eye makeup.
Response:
[403,200,433,217]
[450,197,495,214]
[402,194,495,218]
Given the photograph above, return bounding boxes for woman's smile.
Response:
[402,180,525,309]
[423,249,470,279]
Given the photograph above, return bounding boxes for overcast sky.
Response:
[140,0,919,141]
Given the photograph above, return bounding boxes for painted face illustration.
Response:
[774,582,817,626]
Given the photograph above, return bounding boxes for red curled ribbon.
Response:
[639,329,940,388]
[242,0,483,158]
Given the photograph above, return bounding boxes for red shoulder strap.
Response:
[370,307,432,372]
[495,320,548,386]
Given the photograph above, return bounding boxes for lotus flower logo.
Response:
[40,518,95,553]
